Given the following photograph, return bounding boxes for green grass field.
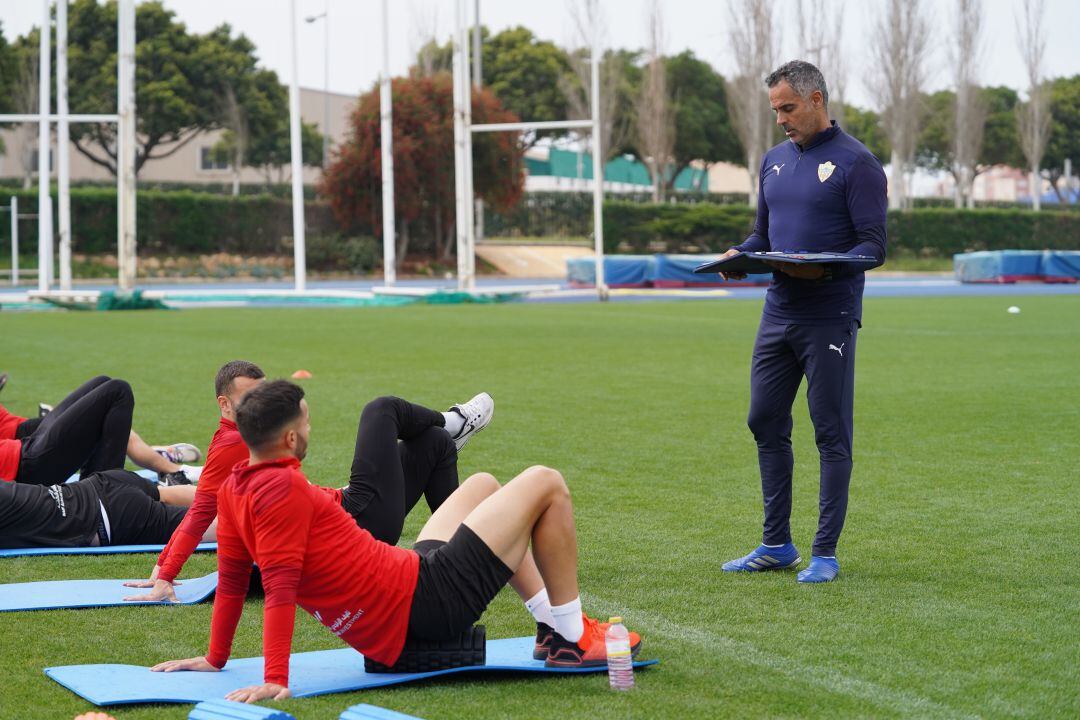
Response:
[1,295,1077,719]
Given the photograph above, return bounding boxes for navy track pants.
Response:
[748,318,858,556]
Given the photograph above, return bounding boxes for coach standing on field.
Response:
[720,60,887,583]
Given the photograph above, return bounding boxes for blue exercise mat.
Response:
[0,542,217,558]
[341,704,424,720]
[0,572,217,611]
[46,636,659,706]
[189,698,296,720]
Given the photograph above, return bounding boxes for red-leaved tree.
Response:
[321,73,524,266]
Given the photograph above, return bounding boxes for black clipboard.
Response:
[693,251,879,275]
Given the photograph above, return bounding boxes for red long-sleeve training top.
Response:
[205,456,419,687]
[155,418,247,583]
[0,405,27,481]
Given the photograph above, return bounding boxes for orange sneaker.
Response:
[534,615,619,660]
[543,613,642,668]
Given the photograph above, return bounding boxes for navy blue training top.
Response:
[735,122,888,326]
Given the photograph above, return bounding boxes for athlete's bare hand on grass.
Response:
[225,683,292,703]
[123,564,180,589]
[123,578,179,603]
[150,657,218,673]
[764,260,825,280]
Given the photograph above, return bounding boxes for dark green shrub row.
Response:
[0,178,319,199]
[886,208,1080,256]
[3,187,1072,262]
[0,187,336,256]
[601,202,1080,256]
[484,191,749,238]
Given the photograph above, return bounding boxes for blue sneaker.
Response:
[797,556,839,583]
[721,543,801,572]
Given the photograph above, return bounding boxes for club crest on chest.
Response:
[817,161,836,183]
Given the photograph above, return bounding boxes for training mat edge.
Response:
[44,637,659,706]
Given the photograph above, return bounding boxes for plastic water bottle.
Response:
[605,616,634,690]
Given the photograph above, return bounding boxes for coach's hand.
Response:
[718,248,747,281]
[151,656,218,673]
[123,578,180,603]
[226,683,292,703]
[764,260,825,280]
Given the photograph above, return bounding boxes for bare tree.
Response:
[219,85,249,197]
[871,0,932,210]
[725,0,775,209]
[634,0,674,203]
[558,0,632,171]
[1016,0,1051,211]
[951,0,988,209]
[411,0,447,78]
[12,49,40,189]
[795,0,847,124]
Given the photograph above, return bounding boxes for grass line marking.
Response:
[582,591,980,720]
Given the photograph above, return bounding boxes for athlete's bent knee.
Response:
[463,471,500,496]
[360,395,399,420]
[524,465,567,498]
[103,378,133,401]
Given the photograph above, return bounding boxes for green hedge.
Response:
[4,187,1074,262]
[601,202,1080,256]
[0,187,336,256]
[0,178,320,199]
[886,208,1080,256]
[484,191,749,239]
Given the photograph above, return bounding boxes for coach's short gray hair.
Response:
[765,60,829,106]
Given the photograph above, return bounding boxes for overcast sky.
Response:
[2,0,1078,110]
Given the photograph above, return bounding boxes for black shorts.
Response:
[406,524,514,641]
[88,470,187,546]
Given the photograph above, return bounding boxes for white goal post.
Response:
[451,0,609,299]
[0,0,135,293]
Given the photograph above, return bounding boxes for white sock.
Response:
[442,410,465,437]
[524,588,556,627]
[550,596,583,643]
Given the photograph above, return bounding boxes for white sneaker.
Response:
[447,392,494,451]
[153,443,203,464]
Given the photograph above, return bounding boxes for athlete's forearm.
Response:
[158,489,219,582]
[205,553,253,668]
[831,225,887,279]
[261,564,303,686]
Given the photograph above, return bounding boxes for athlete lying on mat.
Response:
[126,360,494,603]
[0,376,199,487]
[151,381,641,703]
[0,469,213,549]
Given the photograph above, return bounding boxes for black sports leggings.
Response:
[15,376,134,485]
[341,396,459,545]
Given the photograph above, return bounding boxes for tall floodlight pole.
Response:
[289,0,307,292]
[452,0,468,290]
[589,0,607,300]
[379,0,396,285]
[322,6,330,169]
[37,0,53,294]
[472,0,484,249]
[57,0,72,291]
[117,0,137,290]
[304,8,330,169]
[461,0,475,290]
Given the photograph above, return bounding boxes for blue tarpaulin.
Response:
[567,254,770,287]
[954,250,1080,283]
